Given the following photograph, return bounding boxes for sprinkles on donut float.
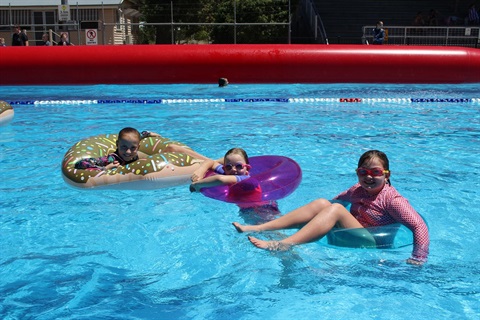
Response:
[62,130,203,190]
[0,101,14,126]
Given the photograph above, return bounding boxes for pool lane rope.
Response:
[5,98,480,105]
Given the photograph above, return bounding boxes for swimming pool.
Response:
[1,83,479,319]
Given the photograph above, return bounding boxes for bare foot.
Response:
[248,236,291,251]
[232,222,258,233]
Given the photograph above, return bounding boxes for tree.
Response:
[208,0,291,44]
[137,0,295,44]
[137,0,174,44]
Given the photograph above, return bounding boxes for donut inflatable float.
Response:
[200,155,302,207]
[62,134,202,190]
[0,101,14,126]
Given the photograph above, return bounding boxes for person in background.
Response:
[57,32,73,46]
[12,25,28,46]
[372,21,385,45]
[218,78,229,87]
[0,38,6,47]
[412,11,425,26]
[233,150,429,266]
[41,33,51,46]
[467,3,479,25]
[427,9,440,26]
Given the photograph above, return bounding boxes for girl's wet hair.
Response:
[224,148,249,164]
[358,150,391,185]
[118,127,141,141]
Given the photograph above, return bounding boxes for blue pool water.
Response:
[1,84,479,319]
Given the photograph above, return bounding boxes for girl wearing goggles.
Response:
[75,127,209,171]
[190,148,252,192]
[233,150,429,266]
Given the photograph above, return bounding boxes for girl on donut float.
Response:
[233,150,429,265]
[75,127,208,171]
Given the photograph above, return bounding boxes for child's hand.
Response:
[105,161,120,171]
[191,169,205,182]
[142,131,161,138]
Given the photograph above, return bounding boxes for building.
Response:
[0,0,141,46]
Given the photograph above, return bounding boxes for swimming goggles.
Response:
[356,167,389,177]
[224,163,251,171]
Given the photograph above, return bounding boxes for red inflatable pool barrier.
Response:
[1,44,479,85]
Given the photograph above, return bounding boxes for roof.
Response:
[1,1,123,6]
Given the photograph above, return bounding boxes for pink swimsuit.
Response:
[334,183,429,262]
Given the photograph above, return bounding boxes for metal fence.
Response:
[0,0,293,45]
[118,21,293,45]
[298,0,328,44]
[362,26,480,48]
[0,20,292,46]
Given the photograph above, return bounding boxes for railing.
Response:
[1,20,291,45]
[299,0,328,44]
[362,26,480,48]
[104,21,292,45]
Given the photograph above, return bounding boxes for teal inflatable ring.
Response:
[326,200,419,249]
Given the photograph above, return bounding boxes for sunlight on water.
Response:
[1,84,479,319]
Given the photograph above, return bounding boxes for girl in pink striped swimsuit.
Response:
[233,150,429,265]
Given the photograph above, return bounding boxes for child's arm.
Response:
[191,159,217,182]
[190,174,238,192]
[74,155,117,171]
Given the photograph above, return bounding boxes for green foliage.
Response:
[137,0,295,44]
[138,0,173,43]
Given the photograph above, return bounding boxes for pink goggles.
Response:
[356,167,389,177]
[224,163,251,171]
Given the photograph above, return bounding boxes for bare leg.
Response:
[247,203,363,250]
[233,198,332,233]
[163,144,210,160]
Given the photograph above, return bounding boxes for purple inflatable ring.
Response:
[200,155,302,206]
